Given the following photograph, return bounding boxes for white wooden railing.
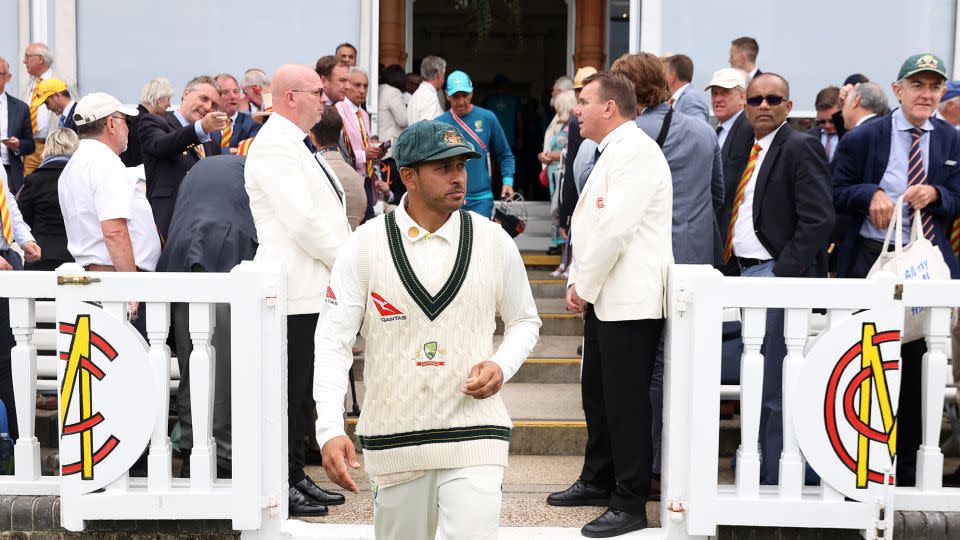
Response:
[661,265,960,539]
[0,262,287,538]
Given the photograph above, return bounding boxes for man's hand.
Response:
[903,184,939,211]
[537,151,551,165]
[869,189,895,230]
[837,83,857,108]
[462,360,504,399]
[366,145,383,161]
[200,111,229,134]
[2,136,19,153]
[0,258,11,271]
[21,241,41,263]
[374,179,391,194]
[501,184,514,199]
[566,284,586,313]
[321,435,360,494]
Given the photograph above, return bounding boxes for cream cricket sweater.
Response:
[355,209,512,476]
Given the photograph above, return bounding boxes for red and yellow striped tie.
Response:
[356,110,374,178]
[723,143,763,264]
[29,77,43,134]
[951,217,960,255]
[0,176,14,245]
[221,118,232,148]
[236,138,254,156]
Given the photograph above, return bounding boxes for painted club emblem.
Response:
[56,301,156,495]
[596,197,605,208]
[415,341,446,367]
[795,308,902,501]
[443,130,466,147]
[916,54,939,68]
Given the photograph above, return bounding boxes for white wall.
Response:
[659,0,957,115]
[75,0,361,104]
[0,2,21,95]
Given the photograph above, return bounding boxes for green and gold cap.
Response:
[395,120,481,168]
[897,53,947,81]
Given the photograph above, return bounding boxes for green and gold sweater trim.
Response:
[385,209,473,321]
[358,425,511,451]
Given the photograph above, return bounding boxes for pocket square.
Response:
[946,160,957,166]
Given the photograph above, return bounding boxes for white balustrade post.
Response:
[188,302,216,489]
[736,308,765,497]
[917,306,950,490]
[103,300,129,492]
[146,302,172,490]
[779,308,810,499]
[9,298,40,480]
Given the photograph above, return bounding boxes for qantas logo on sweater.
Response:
[371,292,406,322]
[324,286,338,306]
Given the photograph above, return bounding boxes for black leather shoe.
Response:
[581,508,648,538]
[294,475,346,506]
[288,486,328,517]
[546,479,611,507]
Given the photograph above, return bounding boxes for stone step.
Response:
[521,251,562,269]
[527,270,567,297]
[498,296,582,336]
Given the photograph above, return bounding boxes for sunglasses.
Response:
[746,94,786,107]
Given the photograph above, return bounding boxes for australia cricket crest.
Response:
[794,307,903,501]
[56,300,156,495]
[415,341,446,367]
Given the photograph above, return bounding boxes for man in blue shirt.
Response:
[436,70,515,218]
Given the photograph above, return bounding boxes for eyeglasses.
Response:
[746,94,786,107]
[290,88,324,98]
[22,54,41,61]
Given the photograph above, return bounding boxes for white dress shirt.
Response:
[407,81,444,125]
[716,109,743,149]
[0,165,34,250]
[58,139,161,270]
[732,121,786,260]
[314,197,541,446]
[0,92,9,166]
[24,68,54,139]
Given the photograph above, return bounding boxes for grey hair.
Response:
[184,75,220,95]
[348,67,368,77]
[420,56,446,81]
[31,43,54,67]
[554,76,574,92]
[851,82,890,116]
[242,68,269,89]
[139,78,175,108]
[553,89,577,118]
[214,73,239,87]
[41,127,78,159]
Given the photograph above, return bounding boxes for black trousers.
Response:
[287,313,319,484]
[579,306,663,514]
[849,237,922,485]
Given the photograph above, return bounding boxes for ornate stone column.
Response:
[574,0,606,69]
[379,0,406,67]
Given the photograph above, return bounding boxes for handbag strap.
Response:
[655,106,673,148]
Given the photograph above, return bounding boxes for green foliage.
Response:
[455,0,523,41]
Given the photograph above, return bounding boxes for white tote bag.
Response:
[867,196,951,342]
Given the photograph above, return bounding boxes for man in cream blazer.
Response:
[547,72,672,538]
[244,64,351,517]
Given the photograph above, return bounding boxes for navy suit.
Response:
[139,112,221,238]
[3,93,36,194]
[833,111,960,279]
[60,102,78,133]
[228,112,261,148]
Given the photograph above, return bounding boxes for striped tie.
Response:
[907,128,936,241]
[357,110,374,178]
[29,77,43,134]
[221,117,232,148]
[723,143,763,264]
[951,218,960,255]
[0,176,13,245]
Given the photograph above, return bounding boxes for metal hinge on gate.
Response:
[675,291,693,315]
[893,283,903,300]
[57,276,101,286]
[666,499,687,522]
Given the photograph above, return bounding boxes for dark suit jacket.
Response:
[717,111,756,272]
[157,155,257,273]
[17,157,72,265]
[833,111,960,278]
[139,111,221,237]
[732,123,835,277]
[229,112,261,148]
[120,104,148,167]
[58,102,79,133]
[4,93,36,193]
[558,114,583,230]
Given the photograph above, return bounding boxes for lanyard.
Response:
[450,111,492,175]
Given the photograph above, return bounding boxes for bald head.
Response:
[272,64,326,131]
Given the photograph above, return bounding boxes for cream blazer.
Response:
[568,122,674,321]
[244,113,351,315]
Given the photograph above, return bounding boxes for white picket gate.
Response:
[661,265,960,539]
[0,262,288,537]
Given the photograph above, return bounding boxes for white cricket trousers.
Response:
[373,464,504,540]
